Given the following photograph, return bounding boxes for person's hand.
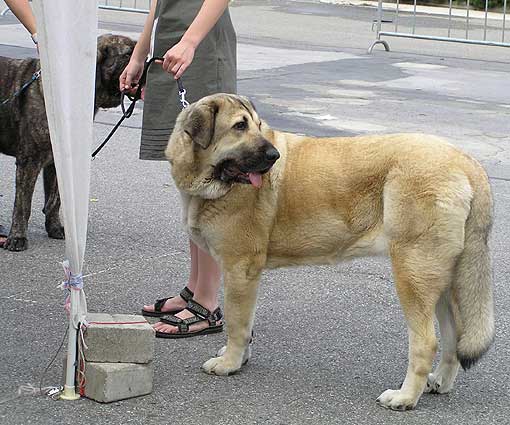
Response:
[161,39,196,79]
[119,58,145,94]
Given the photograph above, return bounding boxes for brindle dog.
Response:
[0,34,135,251]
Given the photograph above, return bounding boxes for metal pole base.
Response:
[60,385,80,401]
[368,39,390,54]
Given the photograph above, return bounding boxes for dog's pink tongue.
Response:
[248,173,263,188]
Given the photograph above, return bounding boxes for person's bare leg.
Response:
[143,240,198,314]
[153,242,222,334]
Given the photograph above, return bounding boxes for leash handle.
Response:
[119,56,163,118]
[119,56,189,117]
[139,56,189,109]
[92,57,190,159]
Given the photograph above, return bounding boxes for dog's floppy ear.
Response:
[183,102,219,149]
[96,34,110,66]
[95,34,135,82]
[95,35,111,89]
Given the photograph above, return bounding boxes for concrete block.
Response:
[84,362,154,403]
[84,313,155,364]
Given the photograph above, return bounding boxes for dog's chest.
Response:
[179,191,209,251]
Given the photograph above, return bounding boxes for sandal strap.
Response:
[152,286,194,313]
[153,297,170,313]
[159,301,223,331]
[177,322,189,333]
[159,314,182,326]
[186,299,211,319]
[159,312,205,327]
[209,307,223,324]
[160,313,205,333]
[176,314,205,332]
[179,286,194,303]
[187,300,223,326]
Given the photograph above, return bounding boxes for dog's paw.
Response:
[47,225,65,240]
[425,373,453,394]
[216,344,252,366]
[201,356,241,376]
[3,236,28,252]
[376,389,417,411]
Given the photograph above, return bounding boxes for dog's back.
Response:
[0,56,41,157]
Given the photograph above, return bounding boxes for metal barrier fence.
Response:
[98,0,150,14]
[2,1,150,16]
[369,0,510,53]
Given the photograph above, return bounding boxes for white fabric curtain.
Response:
[32,0,98,399]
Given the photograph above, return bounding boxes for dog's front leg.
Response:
[5,158,42,251]
[202,256,263,376]
[43,163,64,239]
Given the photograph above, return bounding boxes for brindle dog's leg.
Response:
[5,158,43,251]
[42,163,64,239]
[202,256,263,376]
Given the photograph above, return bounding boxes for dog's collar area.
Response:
[0,70,41,107]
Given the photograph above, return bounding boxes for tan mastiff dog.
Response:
[165,93,494,411]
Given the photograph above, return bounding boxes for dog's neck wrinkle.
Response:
[187,178,232,200]
[172,147,232,200]
[174,162,232,199]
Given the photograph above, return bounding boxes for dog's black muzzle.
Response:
[215,141,280,185]
[241,141,280,174]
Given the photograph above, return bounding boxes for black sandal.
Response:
[155,299,223,339]
[141,287,193,318]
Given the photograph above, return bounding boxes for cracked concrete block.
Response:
[84,313,155,364]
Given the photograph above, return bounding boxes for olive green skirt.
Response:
[140,0,237,160]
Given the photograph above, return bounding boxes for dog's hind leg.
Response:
[43,163,64,239]
[202,255,263,376]
[425,291,460,394]
[376,245,455,411]
[5,159,43,251]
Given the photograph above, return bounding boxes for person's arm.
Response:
[4,0,37,42]
[162,0,230,79]
[119,0,157,91]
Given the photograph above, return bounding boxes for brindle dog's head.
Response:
[166,94,280,199]
[95,34,135,110]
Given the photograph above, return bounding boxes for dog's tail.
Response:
[453,177,494,370]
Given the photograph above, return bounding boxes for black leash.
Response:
[0,69,41,107]
[92,57,189,159]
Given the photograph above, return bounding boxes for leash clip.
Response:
[177,79,189,109]
[179,88,190,109]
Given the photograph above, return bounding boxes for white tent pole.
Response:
[62,290,80,400]
[32,0,98,401]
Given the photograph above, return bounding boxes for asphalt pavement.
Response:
[1,1,509,424]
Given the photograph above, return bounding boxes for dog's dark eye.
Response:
[233,120,247,131]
